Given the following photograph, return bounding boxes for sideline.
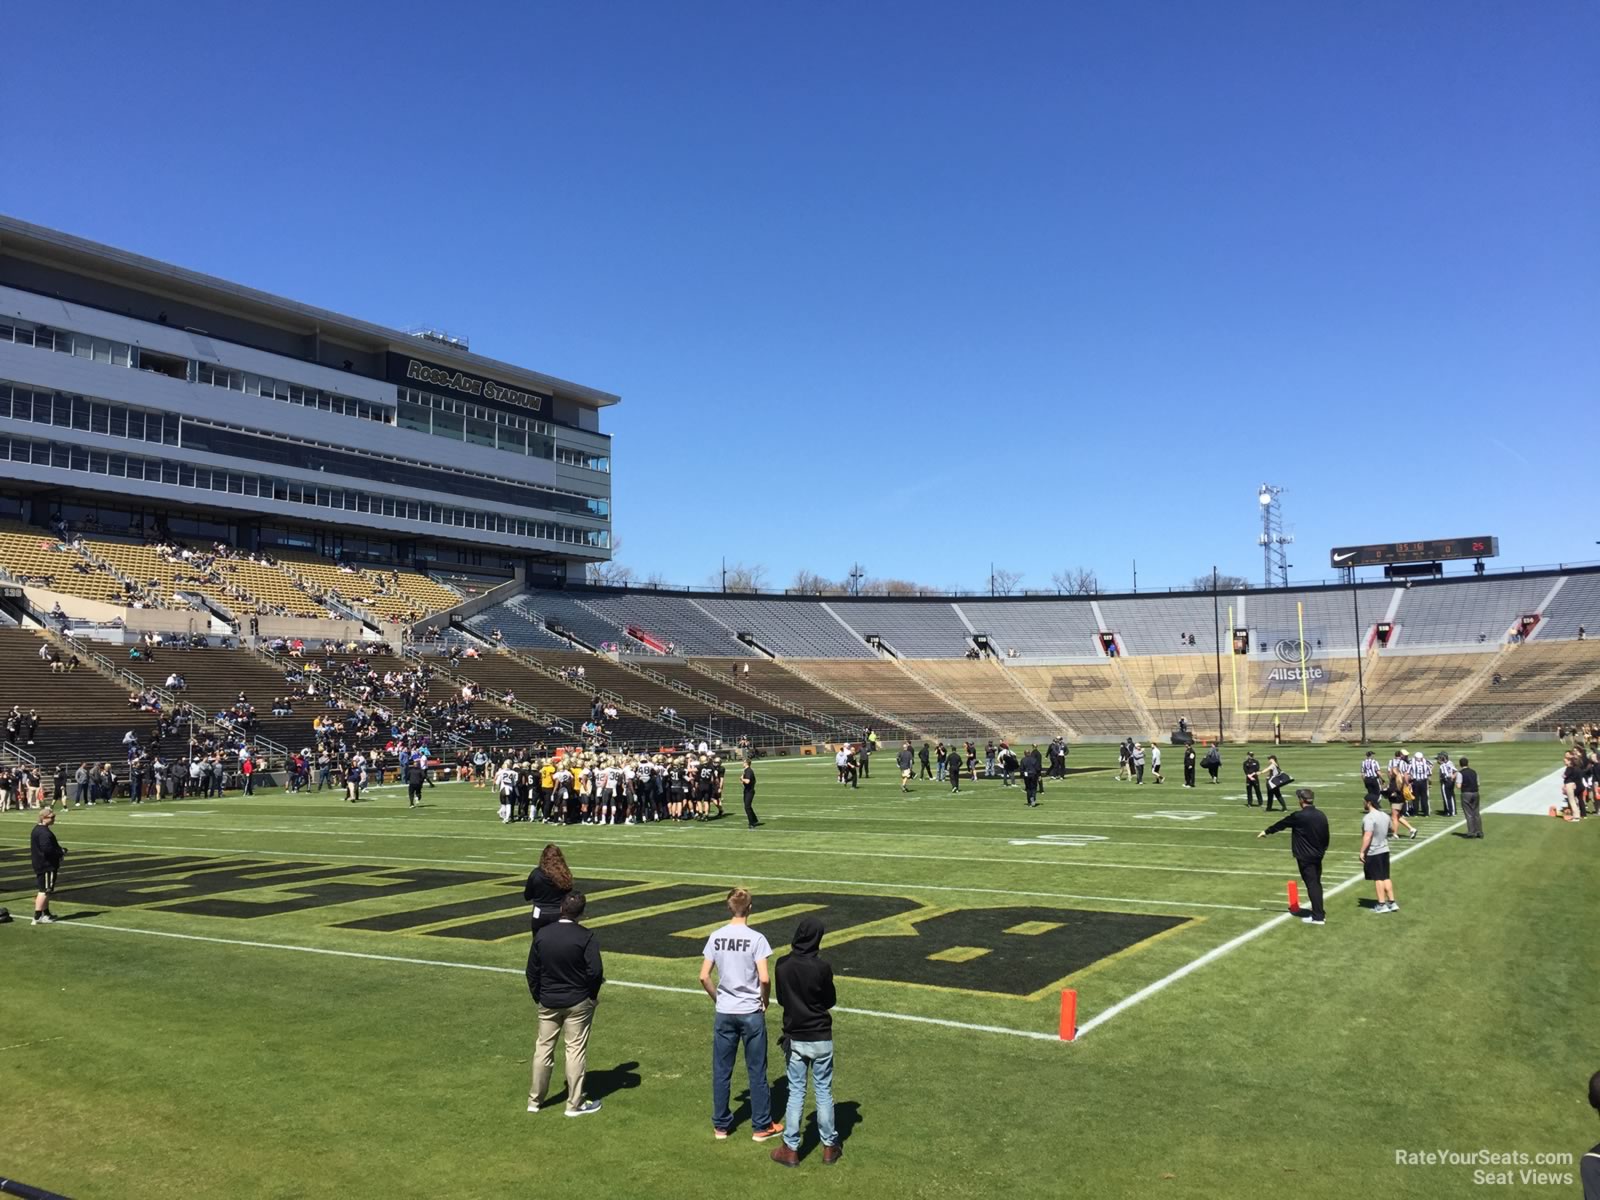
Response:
[1073,814,1466,1039]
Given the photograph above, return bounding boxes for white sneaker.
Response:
[1386,902,1399,913]
[1300,915,1324,925]
[565,1100,602,1117]
[527,1102,540,1113]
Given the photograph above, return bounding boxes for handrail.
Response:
[0,738,39,768]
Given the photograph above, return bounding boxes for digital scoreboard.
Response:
[1329,537,1498,569]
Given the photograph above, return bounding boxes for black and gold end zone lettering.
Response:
[7,850,1196,997]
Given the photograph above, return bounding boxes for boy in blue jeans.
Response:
[770,916,842,1167]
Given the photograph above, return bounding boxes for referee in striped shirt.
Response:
[1361,751,1382,800]
[1409,751,1433,817]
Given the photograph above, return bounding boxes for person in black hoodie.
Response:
[1258,788,1331,924]
[526,892,604,1117]
[30,808,65,924]
[770,916,841,1167]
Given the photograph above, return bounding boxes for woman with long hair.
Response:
[524,843,574,933]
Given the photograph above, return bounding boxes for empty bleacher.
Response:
[899,658,1056,738]
[466,601,576,651]
[1429,641,1600,735]
[687,659,889,736]
[826,600,971,658]
[791,659,984,737]
[1394,576,1553,646]
[1096,595,1222,656]
[1244,587,1391,657]
[579,592,752,656]
[1005,663,1142,736]
[516,593,631,650]
[695,596,874,658]
[1536,572,1600,641]
[1346,653,1485,740]
[955,599,1101,659]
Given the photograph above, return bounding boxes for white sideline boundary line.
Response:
[61,922,1060,1043]
[55,820,1285,878]
[1072,816,1466,1039]
[1483,766,1567,816]
[53,838,1275,912]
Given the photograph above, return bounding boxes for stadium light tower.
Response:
[1257,483,1292,588]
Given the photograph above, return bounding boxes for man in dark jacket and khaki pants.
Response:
[770,916,842,1167]
[526,892,604,1117]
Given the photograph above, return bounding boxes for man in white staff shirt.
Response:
[699,888,785,1143]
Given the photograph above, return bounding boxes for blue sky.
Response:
[3,1,1595,593]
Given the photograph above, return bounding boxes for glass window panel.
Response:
[163,419,178,447]
[126,410,144,440]
[93,341,111,364]
[70,398,90,430]
[73,337,92,359]
[162,462,179,484]
[89,403,109,434]
[432,410,464,440]
[177,463,194,486]
[89,451,107,474]
[108,453,125,477]
[496,426,525,454]
[465,417,496,449]
[108,407,126,437]
[70,446,88,471]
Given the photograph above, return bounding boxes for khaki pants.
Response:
[531,997,596,1110]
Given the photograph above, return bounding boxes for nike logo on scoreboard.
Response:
[1332,551,1355,563]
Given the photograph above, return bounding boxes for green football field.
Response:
[4,742,1596,1199]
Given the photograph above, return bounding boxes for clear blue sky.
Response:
[3,1,1595,592]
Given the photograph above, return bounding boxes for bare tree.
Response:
[715,562,768,593]
[1190,572,1252,592]
[790,568,834,595]
[1051,567,1100,595]
[880,578,932,596]
[990,567,1024,596]
[588,560,633,586]
[638,570,670,589]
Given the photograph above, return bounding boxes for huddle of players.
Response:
[494,753,728,825]
[1558,743,1599,821]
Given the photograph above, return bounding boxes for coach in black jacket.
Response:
[30,809,65,924]
[1258,789,1331,924]
[526,893,605,1117]
[771,917,841,1167]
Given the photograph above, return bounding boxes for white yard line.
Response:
[51,839,1274,912]
[60,922,1060,1043]
[1072,816,1467,1039]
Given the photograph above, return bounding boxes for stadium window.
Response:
[138,349,188,381]
[89,450,107,474]
[108,407,126,437]
[177,463,194,486]
[89,402,109,434]
[108,453,125,477]
[466,417,496,449]
[69,397,90,431]
[432,409,464,440]
[162,461,179,485]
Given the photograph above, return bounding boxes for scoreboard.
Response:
[1329,537,1498,569]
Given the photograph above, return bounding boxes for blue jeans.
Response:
[711,1010,770,1130]
[783,1040,836,1150]
[936,762,946,781]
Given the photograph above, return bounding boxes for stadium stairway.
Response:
[895,659,1051,740]
[1405,646,1515,740]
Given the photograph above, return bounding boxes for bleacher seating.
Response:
[1243,587,1390,657]
[0,522,124,603]
[1096,595,1223,656]
[1347,653,1485,739]
[688,659,889,736]
[1536,572,1600,641]
[695,597,874,658]
[1428,641,1600,735]
[516,593,631,650]
[955,600,1101,659]
[1394,577,1553,646]
[899,659,1054,738]
[445,652,685,749]
[467,601,576,651]
[0,628,154,768]
[826,601,971,658]
[579,593,752,656]
[789,659,981,736]
[1005,664,1142,736]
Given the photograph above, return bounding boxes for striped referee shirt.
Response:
[1409,757,1432,781]
[1388,756,1408,778]
[1437,760,1458,782]
[1361,758,1381,780]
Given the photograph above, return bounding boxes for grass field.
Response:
[4,741,1597,1199]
